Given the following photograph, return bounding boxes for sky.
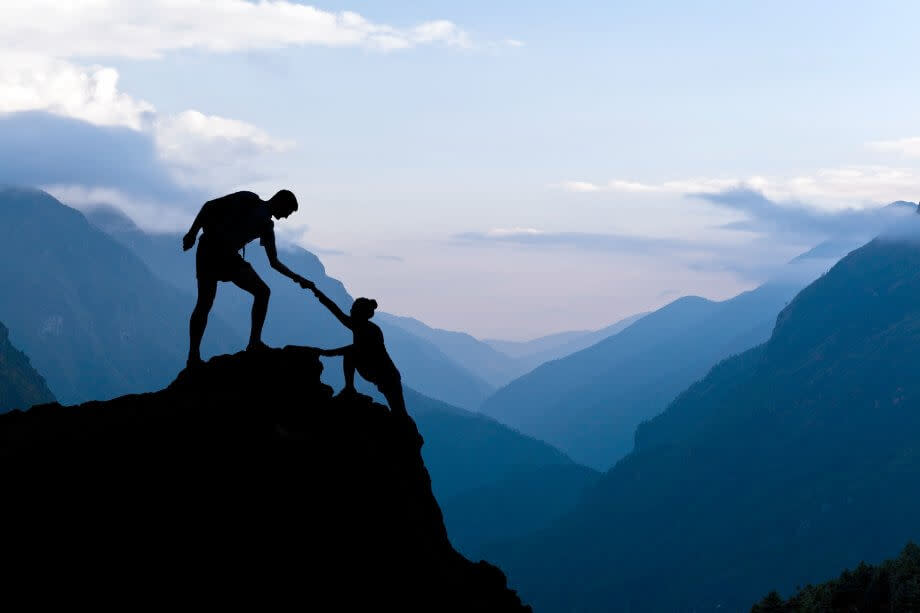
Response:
[3,1,920,339]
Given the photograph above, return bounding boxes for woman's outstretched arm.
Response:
[310,286,353,330]
[318,345,352,356]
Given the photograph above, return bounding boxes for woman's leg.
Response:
[380,381,409,419]
[342,347,357,393]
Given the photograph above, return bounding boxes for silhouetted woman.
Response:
[309,286,409,419]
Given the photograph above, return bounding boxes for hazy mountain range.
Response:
[379,311,646,388]
[0,186,239,404]
[484,234,920,612]
[476,237,868,471]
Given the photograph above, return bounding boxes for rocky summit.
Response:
[0,346,529,611]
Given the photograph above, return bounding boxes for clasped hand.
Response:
[182,232,196,251]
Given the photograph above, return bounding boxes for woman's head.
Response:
[351,297,378,321]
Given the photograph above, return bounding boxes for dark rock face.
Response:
[0,346,529,611]
[0,320,55,412]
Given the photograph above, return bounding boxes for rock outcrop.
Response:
[0,346,529,611]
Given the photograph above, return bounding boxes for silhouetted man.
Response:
[182,189,312,368]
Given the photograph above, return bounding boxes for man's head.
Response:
[268,189,298,219]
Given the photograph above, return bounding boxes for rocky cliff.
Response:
[0,346,529,611]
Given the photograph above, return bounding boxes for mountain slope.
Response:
[0,320,55,412]
[486,313,647,376]
[485,236,920,613]
[377,313,520,387]
[0,346,529,611]
[481,283,802,469]
[405,387,599,557]
[752,542,920,612]
[0,187,239,403]
[87,205,495,409]
[381,311,647,388]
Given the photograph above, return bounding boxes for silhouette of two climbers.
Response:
[182,190,313,368]
[310,286,409,420]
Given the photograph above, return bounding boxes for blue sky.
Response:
[2,1,920,337]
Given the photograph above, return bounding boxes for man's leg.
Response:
[189,276,218,366]
[231,263,271,350]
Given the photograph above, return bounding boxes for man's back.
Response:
[200,192,272,252]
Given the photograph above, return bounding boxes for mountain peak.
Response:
[0,346,529,611]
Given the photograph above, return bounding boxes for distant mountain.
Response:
[86,205,495,409]
[406,387,598,557]
[0,320,55,412]
[485,330,592,359]
[485,236,920,613]
[0,346,529,611]
[481,282,803,469]
[377,313,524,387]
[504,312,647,372]
[0,187,240,403]
[441,463,598,559]
[752,542,920,612]
[380,312,646,389]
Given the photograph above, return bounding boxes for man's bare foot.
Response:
[246,340,271,353]
[185,355,203,371]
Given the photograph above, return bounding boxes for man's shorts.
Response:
[196,242,253,282]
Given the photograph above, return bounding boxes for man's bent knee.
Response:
[255,284,270,302]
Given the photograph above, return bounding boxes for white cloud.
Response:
[867,137,920,158]
[0,54,155,129]
[485,227,545,237]
[557,166,920,210]
[44,185,194,233]
[0,54,292,191]
[0,1,485,59]
[154,110,295,188]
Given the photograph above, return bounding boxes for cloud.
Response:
[154,110,295,188]
[0,56,293,195]
[453,191,917,284]
[0,112,197,204]
[556,166,920,209]
[694,188,915,240]
[47,185,199,234]
[375,255,404,262]
[453,228,695,254]
[867,137,920,158]
[0,2,491,59]
[0,54,155,129]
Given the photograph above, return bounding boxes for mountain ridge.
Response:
[485,235,920,612]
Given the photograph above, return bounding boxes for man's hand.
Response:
[182,232,196,251]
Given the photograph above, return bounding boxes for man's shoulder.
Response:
[206,191,261,207]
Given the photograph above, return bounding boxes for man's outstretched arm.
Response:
[262,232,312,286]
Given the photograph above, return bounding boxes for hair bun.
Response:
[370,299,378,309]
